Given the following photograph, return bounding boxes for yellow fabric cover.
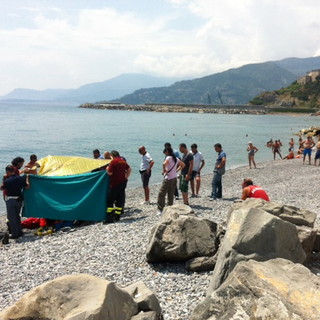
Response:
[37,155,110,176]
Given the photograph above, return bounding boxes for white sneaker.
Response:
[156,209,162,216]
[141,201,150,205]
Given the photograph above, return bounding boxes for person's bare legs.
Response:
[190,179,196,196]
[195,176,201,195]
[182,192,189,205]
[144,186,150,202]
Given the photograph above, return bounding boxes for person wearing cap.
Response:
[1,165,30,239]
[241,178,269,201]
[247,141,258,169]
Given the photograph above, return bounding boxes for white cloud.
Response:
[0,1,319,95]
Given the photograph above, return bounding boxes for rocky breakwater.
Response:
[79,102,267,115]
[190,198,320,320]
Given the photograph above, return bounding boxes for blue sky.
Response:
[0,0,319,95]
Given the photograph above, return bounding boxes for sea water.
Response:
[0,101,318,214]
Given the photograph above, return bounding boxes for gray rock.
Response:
[191,258,320,320]
[208,207,306,293]
[161,203,195,221]
[146,205,218,263]
[186,255,217,272]
[296,225,317,263]
[124,280,161,315]
[0,274,138,320]
[131,311,160,320]
[313,228,320,252]
[229,198,317,227]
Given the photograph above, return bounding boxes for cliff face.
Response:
[250,76,320,108]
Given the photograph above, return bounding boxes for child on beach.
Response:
[247,142,258,169]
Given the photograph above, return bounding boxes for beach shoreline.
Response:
[1,158,319,319]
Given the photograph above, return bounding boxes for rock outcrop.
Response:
[191,258,320,320]
[208,207,306,293]
[146,204,219,263]
[229,198,317,227]
[0,274,162,320]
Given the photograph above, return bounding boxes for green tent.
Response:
[23,171,109,221]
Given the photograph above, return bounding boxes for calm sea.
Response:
[0,101,318,214]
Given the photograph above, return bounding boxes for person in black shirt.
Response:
[1,165,30,239]
[179,143,194,205]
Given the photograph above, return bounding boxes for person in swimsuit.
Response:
[288,138,295,152]
[247,142,258,169]
[272,140,282,160]
[302,136,315,165]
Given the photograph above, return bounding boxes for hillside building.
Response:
[298,69,320,85]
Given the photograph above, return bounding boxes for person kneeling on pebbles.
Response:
[241,178,269,201]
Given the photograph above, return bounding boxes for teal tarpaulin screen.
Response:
[23,171,109,221]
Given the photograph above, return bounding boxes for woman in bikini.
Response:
[247,141,258,169]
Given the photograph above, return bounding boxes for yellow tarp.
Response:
[38,155,110,176]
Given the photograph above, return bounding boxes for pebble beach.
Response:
[0,158,319,319]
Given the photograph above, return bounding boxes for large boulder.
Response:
[208,207,306,293]
[191,258,320,320]
[0,274,138,320]
[146,204,219,263]
[229,198,317,227]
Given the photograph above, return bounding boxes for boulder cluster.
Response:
[1,200,319,320]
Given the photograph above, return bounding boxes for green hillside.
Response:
[250,76,320,109]
[117,62,297,105]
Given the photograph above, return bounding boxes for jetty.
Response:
[79,102,268,115]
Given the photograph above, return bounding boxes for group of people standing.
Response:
[135,142,226,215]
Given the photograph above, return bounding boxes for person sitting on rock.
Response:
[241,178,270,201]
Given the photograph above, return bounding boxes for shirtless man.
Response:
[24,154,40,174]
[272,140,282,160]
[314,136,320,166]
[302,136,315,165]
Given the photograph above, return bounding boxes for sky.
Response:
[0,0,320,95]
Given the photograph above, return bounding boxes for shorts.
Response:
[179,174,189,193]
[191,171,199,179]
[140,170,151,188]
[303,148,312,157]
[315,150,320,160]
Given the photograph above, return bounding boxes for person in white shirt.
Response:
[138,146,154,204]
[190,143,205,197]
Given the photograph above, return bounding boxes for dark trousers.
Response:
[211,172,222,199]
[107,180,127,209]
[6,198,23,238]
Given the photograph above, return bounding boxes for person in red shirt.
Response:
[241,178,270,201]
[106,150,131,222]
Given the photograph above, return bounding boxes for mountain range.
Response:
[0,74,180,104]
[1,56,319,105]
